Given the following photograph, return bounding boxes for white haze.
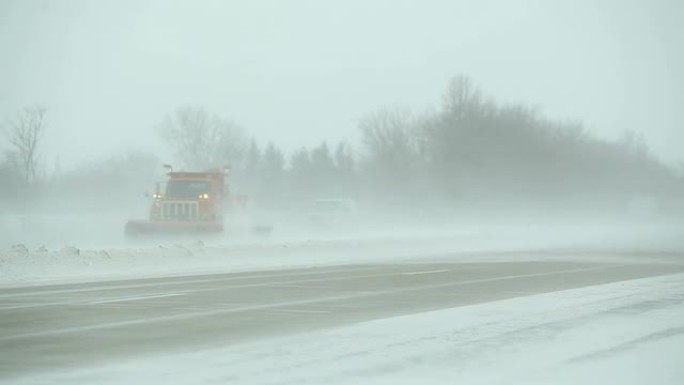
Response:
[4,3,684,385]
[0,0,681,258]
[1,0,683,171]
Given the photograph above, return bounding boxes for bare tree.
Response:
[3,105,47,183]
[359,106,422,198]
[442,74,482,118]
[360,106,416,160]
[159,106,246,169]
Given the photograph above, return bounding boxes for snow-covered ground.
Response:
[2,215,683,384]
[9,272,684,385]
[2,218,683,286]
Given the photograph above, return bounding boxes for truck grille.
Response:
[160,201,199,221]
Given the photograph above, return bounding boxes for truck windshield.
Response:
[165,181,210,198]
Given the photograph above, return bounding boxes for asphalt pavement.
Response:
[1,259,682,380]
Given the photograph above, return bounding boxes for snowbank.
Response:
[2,221,683,286]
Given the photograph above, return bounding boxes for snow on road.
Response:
[9,272,684,385]
[2,220,683,384]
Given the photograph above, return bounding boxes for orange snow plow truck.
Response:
[125,166,246,238]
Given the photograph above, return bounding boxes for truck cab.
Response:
[126,168,234,237]
[150,171,226,222]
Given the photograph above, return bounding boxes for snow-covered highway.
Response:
[2,256,683,384]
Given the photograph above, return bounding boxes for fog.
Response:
[2,0,684,165]
[4,5,684,383]
[1,0,683,250]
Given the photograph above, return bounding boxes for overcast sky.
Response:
[1,0,682,171]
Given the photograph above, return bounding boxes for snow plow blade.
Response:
[125,220,223,239]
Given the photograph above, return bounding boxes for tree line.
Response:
[2,75,682,215]
[358,75,680,212]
